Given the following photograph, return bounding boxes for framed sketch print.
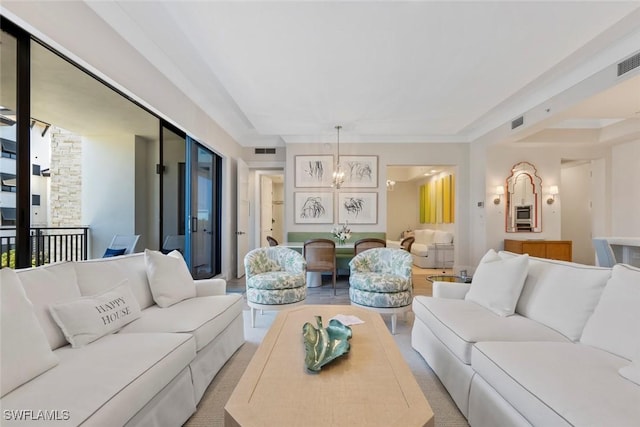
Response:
[338,192,377,224]
[294,192,334,224]
[295,155,334,188]
[340,155,378,188]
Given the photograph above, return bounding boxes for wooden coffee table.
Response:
[225,305,434,426]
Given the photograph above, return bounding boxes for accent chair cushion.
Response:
[580,264,640,360]
[349,288,412,308]
[246,286,307,305]
[144,249,196,308]
[103,247,127,258]
[1,268,59,397]
[465,250,529,316]
[49,282,141,348]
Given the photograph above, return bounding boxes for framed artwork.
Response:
[338,192,377,224]
[294,192,334,224]
[294,155,334,188]
[340,155,378,188]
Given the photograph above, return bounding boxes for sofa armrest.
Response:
[432,282,470,299]
[194,278,227,296]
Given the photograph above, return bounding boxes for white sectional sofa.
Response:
[411,251,640,427]
[0,250,244,427]
[388,228,454,268]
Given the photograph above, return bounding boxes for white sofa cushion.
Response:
[465,250,529,316]
[434,230,453,244]
[0,268,59,397]
[15,261,81,350]
[410,243,430,257]
[49,282,142,348]
[74,253,155,309]
[619,352,640,386]
[472,341,640,427]
[580,264,640,361]
[504,253,611,341]
[119,294,243,351]
[0,333,195,426]
[412,296,569,364]
[144,249,196,308]
[413,229,435,245]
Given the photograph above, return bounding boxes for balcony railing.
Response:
[0,227,89,268]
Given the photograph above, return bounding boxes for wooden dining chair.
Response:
[353,238,386,255]
[303,239,337,295]
[266,236,279,246]
[400,236,415,253]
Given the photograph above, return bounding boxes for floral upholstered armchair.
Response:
[244,246,307,327]
[348,248,413,334]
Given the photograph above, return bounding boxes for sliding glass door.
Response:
[186,138,221,279]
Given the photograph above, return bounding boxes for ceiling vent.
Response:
[254,148,276,155]
[511,116,524,130]
[618,52,640,77]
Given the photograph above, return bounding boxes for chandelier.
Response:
[332,125,344,189]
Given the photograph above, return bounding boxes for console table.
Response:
[504,239,572,262]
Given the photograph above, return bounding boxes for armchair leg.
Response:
[251,307,257,328]
[391,314,397,335]
[333,271,337,296]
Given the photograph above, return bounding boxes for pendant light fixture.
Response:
[332,125,344,189]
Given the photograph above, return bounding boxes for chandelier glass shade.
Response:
[332,125,344,189]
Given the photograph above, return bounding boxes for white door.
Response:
[236,159,249,278]
[260,175,273,246]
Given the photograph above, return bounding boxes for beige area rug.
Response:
[184,283,468,427]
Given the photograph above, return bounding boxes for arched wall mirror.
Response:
[505,162,542,233]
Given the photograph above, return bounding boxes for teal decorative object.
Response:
[303,316,352,372]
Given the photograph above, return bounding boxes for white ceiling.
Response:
[80,1,640,146]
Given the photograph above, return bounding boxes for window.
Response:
[32,194,41,206]
[32,164,40,175]
[1,207,17,226]
[1,138,16,159]
[1,173,17,193]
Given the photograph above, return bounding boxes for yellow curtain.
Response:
[419,175,455,224]
[443,175,451,223]
[450,174,455,223]
[419,184,426,223]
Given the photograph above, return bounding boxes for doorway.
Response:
[254,170,284,248]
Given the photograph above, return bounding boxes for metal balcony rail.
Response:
[0,226,89,268]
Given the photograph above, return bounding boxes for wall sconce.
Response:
[493,185,504,204]
[547,185,559,204]
[386,180,396,191]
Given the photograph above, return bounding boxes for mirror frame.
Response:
[505,161,542,233]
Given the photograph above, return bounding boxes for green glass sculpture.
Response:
[303,315,352,372]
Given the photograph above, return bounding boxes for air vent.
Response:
[511,116,524,130]
[618,52,640,77]
[254,148,276,155]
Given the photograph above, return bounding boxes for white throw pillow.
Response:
[1,268,59,397]
[465,249,529,316]
[49,281,141,348]
[508,253,611,341]
[580,264,640,360]
[144,249,196,308]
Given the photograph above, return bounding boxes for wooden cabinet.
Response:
[504,239,572,262]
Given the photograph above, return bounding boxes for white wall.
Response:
[561,162,593,264]
[611,139,640,236]
[83,135,135,259]
[386,181,418,240]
